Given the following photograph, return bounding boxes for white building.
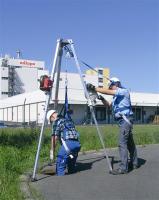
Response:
[0,72,159,125]
[0,55,49,99]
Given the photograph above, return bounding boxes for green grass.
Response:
[0,128,50,200]
[0,125,159,199]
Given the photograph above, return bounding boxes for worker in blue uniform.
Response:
[87,77,138,175]
[47,110,81,176]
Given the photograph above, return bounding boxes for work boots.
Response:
[110,168,128,175]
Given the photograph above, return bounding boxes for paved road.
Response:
[32,144,159,200]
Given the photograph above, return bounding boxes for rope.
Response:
[63,45,110,82]
[80,60,110,81]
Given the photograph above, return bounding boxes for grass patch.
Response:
[0,128,51,200]
[0,125,159,199]
[77,125,119,151]
[133,125,159,145]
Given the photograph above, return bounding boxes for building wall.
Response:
[1,102,44,124]
[0,101,158,125]
[143,107,157,123]
[84,74,98,86]
[0,65,9,98]
[103,68,110,88]
[58,73,83,89]
[61,72,107,89]
[69,104,87,124]
[0,103,87,124]
[7,58,45,69]
[14,68,38,93]
[85,67,109,87]
[0,56,48,99]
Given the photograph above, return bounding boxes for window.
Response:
[96,107,106,121]
[98,78,103,83]
[156,107,159,115]
[132,108,141,122]
[2,77,9,80]
[1,92,9,95]
[98,69,103,75]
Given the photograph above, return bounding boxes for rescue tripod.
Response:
[31,39,112,181]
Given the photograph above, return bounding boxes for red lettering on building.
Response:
[19,61,36,67]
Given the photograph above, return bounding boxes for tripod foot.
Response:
[31,177,38,182]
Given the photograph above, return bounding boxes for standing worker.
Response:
[47,110,81,176]
[86,77,138,175]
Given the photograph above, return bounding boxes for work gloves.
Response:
[50,149,54,160]
[86,83,96,91]
[98,95,105,101]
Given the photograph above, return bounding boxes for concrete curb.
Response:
[19,174,34,200]
[19,172,42,200]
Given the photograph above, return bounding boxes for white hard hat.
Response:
[46,110,57,121]
[110,77,120,82]
[108,77,120,88]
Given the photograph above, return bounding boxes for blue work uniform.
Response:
[52,117,81,176]
[112,88,138,172]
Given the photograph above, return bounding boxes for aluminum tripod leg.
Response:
[54,47,63,109]
[32,39,63,181]
[69,40,112,172]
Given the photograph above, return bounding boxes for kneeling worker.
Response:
[47,110,81,176]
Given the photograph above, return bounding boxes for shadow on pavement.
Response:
[32,157,147,181]
[138,157,146,166]
[76,155,122,172]
[76,156,107,172]
[110,157,146,171]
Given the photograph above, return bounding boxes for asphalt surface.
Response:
[31,144,159,200]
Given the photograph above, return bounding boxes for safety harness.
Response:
[118,113,132,126]
[59,76,79,159]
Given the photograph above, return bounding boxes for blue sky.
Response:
[0,0,159,93]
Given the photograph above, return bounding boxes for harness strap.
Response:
[120,114,132,126]
[115,106,131,113]
[61,138,74,159]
